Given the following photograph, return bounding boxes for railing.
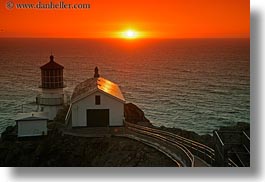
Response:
[228,158,238,167]
[214,131,228,166]
[125,121,237,167]
[214,130,249,167]
[65,104,72,126]
[36,96,64,106]
[125,121,194,167]
[127,125,194,167]
[125,121,212,165]
[242,131,250,153]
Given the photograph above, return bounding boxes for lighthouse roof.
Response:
[41,55,64,70]
[71,77,125,103]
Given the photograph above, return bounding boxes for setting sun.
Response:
[123,30,138,39]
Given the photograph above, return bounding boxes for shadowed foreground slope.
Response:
[0,133,176,167]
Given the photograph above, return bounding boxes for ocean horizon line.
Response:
[0,37,250,40]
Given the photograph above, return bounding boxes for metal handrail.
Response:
[228,158,238,167]
[65,104,72,125]
[124,121,240,167]
[127,126,194,167]
[126,121,213,151]
[125,121,214,164]
[242,131,250,140]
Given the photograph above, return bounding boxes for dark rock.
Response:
[0,102,250,167]
[124,103,151,125]
[155,122,250,149]
[53,105,69,124]
[0,133,176,167]
[218,122,250,136]
[1,126,17,141]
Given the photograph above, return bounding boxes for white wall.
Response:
[41,105,63,120]
[17,120,47,137]
[37,88,65,120]
[72,91,124,127]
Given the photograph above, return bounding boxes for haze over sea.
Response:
[0,38,249,135]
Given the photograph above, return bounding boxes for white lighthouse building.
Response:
[65,67,125,128]
[36,55,66,120]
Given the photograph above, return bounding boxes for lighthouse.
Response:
[36,54,66,120]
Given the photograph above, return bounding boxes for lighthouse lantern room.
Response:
[36,55,66,120]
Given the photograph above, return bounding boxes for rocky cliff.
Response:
[0,132,176,167]
[0,103,249,167]
[124,103,151,126]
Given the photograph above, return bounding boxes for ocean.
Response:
[0,38,250,135]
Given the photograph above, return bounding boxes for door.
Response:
[86,109,109,127]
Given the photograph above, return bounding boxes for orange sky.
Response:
[0,0,249,38]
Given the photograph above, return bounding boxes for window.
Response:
[95,95,101,105]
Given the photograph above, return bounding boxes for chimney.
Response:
[94,67,100,78]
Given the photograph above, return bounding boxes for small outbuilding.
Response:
[16,112,48,137]
[65,67,125,128]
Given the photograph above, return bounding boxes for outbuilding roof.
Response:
[15,112,48,122]
[71,77,125,103]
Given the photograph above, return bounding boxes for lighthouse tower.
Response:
[36,55,66,120]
